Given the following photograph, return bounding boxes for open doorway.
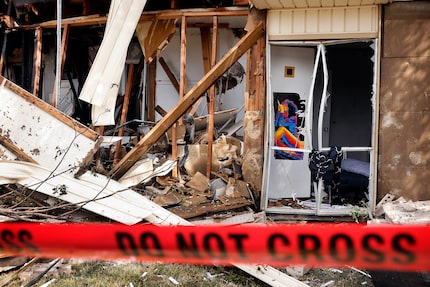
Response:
[262,40,377,217]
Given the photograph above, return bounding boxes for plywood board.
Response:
[0,76,101,176]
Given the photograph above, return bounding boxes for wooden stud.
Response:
[32,27,43,97]
[113,64,135,166]
[159,57,180,94]
[180,16,188,103]
[110,21,264,179]
[189,27,211,116]
[206,16,218,179]
[172,15,188,178]
[148,59,157,122]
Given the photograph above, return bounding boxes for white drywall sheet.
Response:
[0,77,100,176]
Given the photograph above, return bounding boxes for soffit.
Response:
[249,0,392,10]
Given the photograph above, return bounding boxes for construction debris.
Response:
[381,197,430,224]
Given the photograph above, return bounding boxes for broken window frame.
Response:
[262,39,379,217]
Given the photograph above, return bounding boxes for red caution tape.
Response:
[0,222,429,271]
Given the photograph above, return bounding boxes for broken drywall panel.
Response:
[79,0,147,126]
[185,171,209,193]
[0,160,152,225]
[0,76,101,176]
[117,158,153,187]
[119,159,176,187]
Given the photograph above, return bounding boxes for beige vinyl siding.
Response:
[250,0,390,9]
[267,5,379,40]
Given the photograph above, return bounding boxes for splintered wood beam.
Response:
[111,21,264,179]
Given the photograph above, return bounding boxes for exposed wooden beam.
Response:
[179,16,188,100]
[189,26,211,116]
[34,8,247,29]
[148,60,157,122]
[172,15,188,178]
[206,16,218,179]
[110,21,264,179]
[32,27,42,97]
[139,8,249,21]
[113,64,134,166]
[38,15,108,28]
[0,135,37,163]
[159,57,180,93]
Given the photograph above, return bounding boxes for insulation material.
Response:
[0,76,100,176]
[79,0,147,126]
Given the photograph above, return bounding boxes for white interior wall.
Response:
[156,27,246,136]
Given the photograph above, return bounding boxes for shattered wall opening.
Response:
[263,40,377,217]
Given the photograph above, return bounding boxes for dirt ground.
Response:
[1,259,376,287]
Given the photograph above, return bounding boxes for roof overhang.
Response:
[249,0,392,10]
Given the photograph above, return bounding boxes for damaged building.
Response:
[1,0,430,222]
[0,0,429,284]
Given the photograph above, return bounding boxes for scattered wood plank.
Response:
[191,211,265,224]
[167,197,251,219]
[0,257,39,287]
[21,258,63,287]
[111,21,264,179]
